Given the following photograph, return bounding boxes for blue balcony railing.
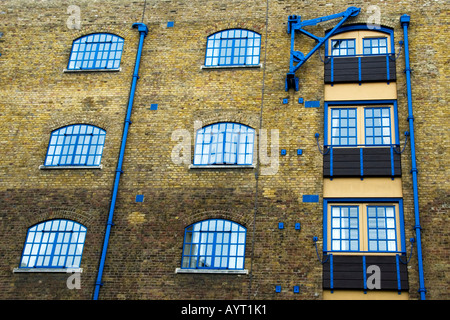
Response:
[323,144,402,179]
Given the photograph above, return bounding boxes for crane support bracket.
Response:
[286,6,360,91]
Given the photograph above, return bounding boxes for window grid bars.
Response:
[331,39,356,56]
[364,107,392,145]
[67,33,124,70]
[330,206,360,252]
[363,37,388,55]
[205,29,261,67]
[44,124,106,167]
[19,220,87,269]
[181,219,246,270]
[330,108,357,146]
[194,123,254,165]
[367,206,397,252]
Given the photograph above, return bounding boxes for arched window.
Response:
[181,219,246,270]
[204,29,261,67]
[44,124,106,167]
[324,25,397,85]
[326,25,394,57]
[67,33,124,70]
[193,122,255,166]
[19,219,87,269]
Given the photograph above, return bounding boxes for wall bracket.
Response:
[285,6,360,91]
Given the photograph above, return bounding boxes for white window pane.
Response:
[388,241,396,251]
[341,241,349,250]
[332,229,340,239]
[378,230,386,239]
[387,218,395,228]
[386,207,394,217]
[332,240,340,250]
[388,230,396,240]
[332,218,340,228]
[236,258,244,269]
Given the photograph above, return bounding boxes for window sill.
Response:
[63,68,121,73]
[201,64,262,70]
[189,164,255,169]
[39,165,103,170]
[175,268,248,275]
[13,268,83,273]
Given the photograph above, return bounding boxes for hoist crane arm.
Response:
[286,7,360,91]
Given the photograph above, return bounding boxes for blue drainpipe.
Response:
[400,14,426,300]
[93,22,148,300]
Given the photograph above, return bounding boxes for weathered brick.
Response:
[0,0,448,301]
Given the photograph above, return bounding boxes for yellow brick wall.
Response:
[0,0,448,300]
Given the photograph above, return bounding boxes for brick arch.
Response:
[193,109,261,131]
[26,207,95,229]
[322,15,397,32]
[201,23,266,60]
[45,114,111,134]
[204,23,265,38]
[67,25,134,43]
[62,25,139,67]
[181,210,254,230]
[345,13,397,30]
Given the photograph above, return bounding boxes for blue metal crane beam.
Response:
[285,7,360,91]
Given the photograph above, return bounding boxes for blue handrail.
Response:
[324,144,400,180]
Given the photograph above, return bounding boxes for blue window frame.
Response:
[363,37,388,55]
[326,25,394,59]
[330,206,359,251]
[67,33,124,70]
[367,206,397,252]
[330,108,357,146]
[204,29,261,67]
[181,219,246,270]
[331,39,356,56]
[364,107,391,145]
[194,123,255,165]
[44,124,106,167]
[324,199,405,254]
[19,219,87,269]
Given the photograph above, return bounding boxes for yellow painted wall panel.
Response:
[323,178,403,198]
[323,290,409,300]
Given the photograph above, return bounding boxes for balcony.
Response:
[322,254,409,292]
[324,54,397,84]
[323,145,402,179]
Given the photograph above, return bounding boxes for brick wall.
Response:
[0,0,448,300]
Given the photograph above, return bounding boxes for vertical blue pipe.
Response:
[330,254,333,293]
[360,147,364,179]
[330,57,334,84]
[396,254,402,294]
[400,14,426,300]
[386,54,390,83]
[93,22,148,300]
[358,56,361,84]
[362,255,367,294]
[330,147,333,179]
[390,145,395,179]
